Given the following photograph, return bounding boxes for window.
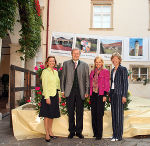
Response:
[90,0,113,30]
[131,67,149,82]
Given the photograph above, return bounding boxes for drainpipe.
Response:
[0,38,2,63]
[46,0,50,58]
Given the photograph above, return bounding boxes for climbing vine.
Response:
[17,0,42,60]
[0,0,42,60]
[0,0,17,38]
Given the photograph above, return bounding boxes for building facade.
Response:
[0,0,150,104]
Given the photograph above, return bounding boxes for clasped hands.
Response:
[61,92,89,99]
[61,92,106,102]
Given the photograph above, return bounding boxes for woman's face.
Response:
[47,57,55,68]
[95,59,103,69]
[111,56,120,67]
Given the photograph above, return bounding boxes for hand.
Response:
[122,97,126,104]
[103,96,106,102]
[46,98,51,104]
[85,94,89,98]
[61,92,66,98]
[59,97,61,103]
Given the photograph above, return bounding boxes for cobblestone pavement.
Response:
[0,116,150,146]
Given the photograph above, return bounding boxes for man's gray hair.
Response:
[71,48,81,54]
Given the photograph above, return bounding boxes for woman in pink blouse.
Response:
[90,56,110,140]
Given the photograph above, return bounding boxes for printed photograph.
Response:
[129,38,143,56]
[76,37,97,53]
[51,36,73,51]
[100,39,122,54]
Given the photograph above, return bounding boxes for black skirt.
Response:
[39,92,60,119]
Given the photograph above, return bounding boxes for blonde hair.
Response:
[45,56,57,68]
[94,56,104,69]
[111,52,122,64]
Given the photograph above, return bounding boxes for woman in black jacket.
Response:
[110,52,128,141]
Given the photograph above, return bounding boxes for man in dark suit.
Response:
[61,48,89,139]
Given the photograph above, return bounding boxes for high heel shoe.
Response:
[45,139,50,142]
[49,135,57,139]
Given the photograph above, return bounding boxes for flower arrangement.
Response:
[124,91,132,110]
[54,63,63,79]
[59,94,111,115]
[33,64,45,113]
[18,96,31,106]
[59,91,131,115]
[34,64,45,77]
[34,87,43,113]
[59,96,92,115]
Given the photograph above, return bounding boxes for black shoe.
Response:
[50,135,57,139]
[95,137,101,140]
[45,139,50,142]
[118,138,122,141]
[68,133,75,139]
[76,133,84,139]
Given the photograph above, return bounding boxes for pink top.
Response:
[90,69,110,96]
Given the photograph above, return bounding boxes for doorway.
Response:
[0,34,10,114]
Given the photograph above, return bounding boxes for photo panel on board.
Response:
[50,32,74,57]
[123,37,148,61]
[75,34,99,59]
[99,37,124,60]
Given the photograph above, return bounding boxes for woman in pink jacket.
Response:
[90,56,110,140]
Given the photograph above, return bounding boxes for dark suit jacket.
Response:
[61,59,89,100]
[110,65,128,97]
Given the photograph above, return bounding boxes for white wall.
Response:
[48,0,150,37]
[39,0,150,98]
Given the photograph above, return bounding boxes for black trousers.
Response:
[90,92,105,138]
[110,90,124,139]
[66,87,84,134]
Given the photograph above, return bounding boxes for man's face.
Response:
[72,50,80,61]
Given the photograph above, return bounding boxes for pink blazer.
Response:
[90,69,110,96]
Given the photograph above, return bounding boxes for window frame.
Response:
[129,65,149,84]
[90,0,114,30]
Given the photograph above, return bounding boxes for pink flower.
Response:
[53,68,57,71]
[59,67,63,71]
[35,87,40,90]
[40,65,45,69]
[34,66,38,71]
[89,101,91,104]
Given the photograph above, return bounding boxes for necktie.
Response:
[74,62,77,69]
